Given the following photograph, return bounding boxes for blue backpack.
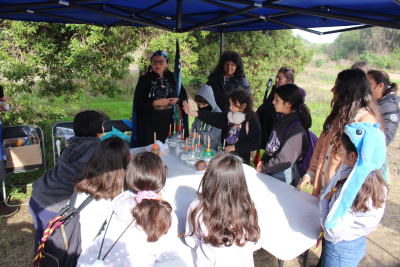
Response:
[284,119,318,177]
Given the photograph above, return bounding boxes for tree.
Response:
[190,30,314,106]
[0,20,143,124]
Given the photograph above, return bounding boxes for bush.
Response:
[359,52,390,69]
[315,59,324,68]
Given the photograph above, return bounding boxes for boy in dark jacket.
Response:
[29,110,104,253]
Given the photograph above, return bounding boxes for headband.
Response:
[151,50,168,63]
[136,190,159,204]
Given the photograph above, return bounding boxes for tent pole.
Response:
[176,0,182,31]
[220,29,224,56]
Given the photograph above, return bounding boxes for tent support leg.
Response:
[220,29,224,56]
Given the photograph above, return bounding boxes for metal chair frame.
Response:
[1,125,46,207]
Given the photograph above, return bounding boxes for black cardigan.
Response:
[197,110,261,164]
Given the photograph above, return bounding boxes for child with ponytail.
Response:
[77,152,179,267]
[256,84,311,186]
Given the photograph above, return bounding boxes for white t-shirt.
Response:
[185,198,256,267]
[77,191,180,267]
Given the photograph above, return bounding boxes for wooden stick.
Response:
[154,132,156,143]
[204,135,206,145]
[208,136,210,149]
[174,122,176,132]
[192,136,195,148]
[169,124,171,133]
[223,139,226,149]
[186,138,188,148]
[182,129,185,138]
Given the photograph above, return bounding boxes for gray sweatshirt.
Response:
[31,136,100,213]
[320,164,387,244]
[192,85,222,150]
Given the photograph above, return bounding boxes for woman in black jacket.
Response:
[367,70,399,145]
[133,50,187,146]
[206,51,251,114]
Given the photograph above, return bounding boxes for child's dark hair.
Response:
[194,95,208,105]
[275,84,311,129]
[0,85,4,98]
[323,69,383,154]
[73,110,104,137]
[368,70,399,97]
[74,137,130,200]
[340,132,388,212]
[189,153,260,247]
[228,89,257,121]
[125,152,172,242]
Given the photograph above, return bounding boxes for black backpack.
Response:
[33,192,96,267]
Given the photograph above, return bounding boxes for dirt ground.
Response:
[1,132,399,267]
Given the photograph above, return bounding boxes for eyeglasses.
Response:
[152,59,166,65]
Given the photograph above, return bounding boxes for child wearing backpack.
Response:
[256,84,311,186]
[72,137,131,252]
[77,152,179,267]
[318,122,387,266]
[185,153,260,266]
[30,110,104,253]
[190,84,222,150]
[183,89,261,164]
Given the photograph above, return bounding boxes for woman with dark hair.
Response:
[367,70,399,145]
[256,84,311,186]
[206,51,251,113]
[77,152,179,266]
[299,68,384,197]
[257,67,307,152]
[185,153,260,266]
[72,137,131,252]
[132,50,187,147]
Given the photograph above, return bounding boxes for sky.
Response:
[292,26,360,43]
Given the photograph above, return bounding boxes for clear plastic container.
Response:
[174,145,183,157]
[180,148,190,163]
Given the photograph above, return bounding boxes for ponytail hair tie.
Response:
[136,190,159,204]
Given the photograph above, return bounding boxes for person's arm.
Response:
[261,126,304,174]
[241,77,252,94]
[381,107,400,145]
[235,118,261,155]
[298,130,325,191]
[182,100,228,129]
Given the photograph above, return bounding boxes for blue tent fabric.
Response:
[1,1,400,33]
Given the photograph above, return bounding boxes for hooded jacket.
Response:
[192,85,222,150]
[377,92,400,145]
[257,85,307,149]
[261,111,309,174]
[207,72,251,113]
[31,136,100,213]
[77,191,180,267]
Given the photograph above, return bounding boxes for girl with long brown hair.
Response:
[299,68,384,196]
[77,152,179,266]
[185,153,260,266]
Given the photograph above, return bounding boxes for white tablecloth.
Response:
[130,148,320,266]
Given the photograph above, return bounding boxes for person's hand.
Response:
[154,98,171,107]
[224,145,235,153]
[0,96,8,102]
[298,175,312,192]
[256,161,264,173]
[182,100,198,117]
[189,132,194,138]
[169,97,179,105]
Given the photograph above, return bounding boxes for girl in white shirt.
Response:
[185,153,260,267]
[78,152,179,267]
[72,137,131,252]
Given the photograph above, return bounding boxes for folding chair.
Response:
[52,121,74,165]
[1,125,46,207]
